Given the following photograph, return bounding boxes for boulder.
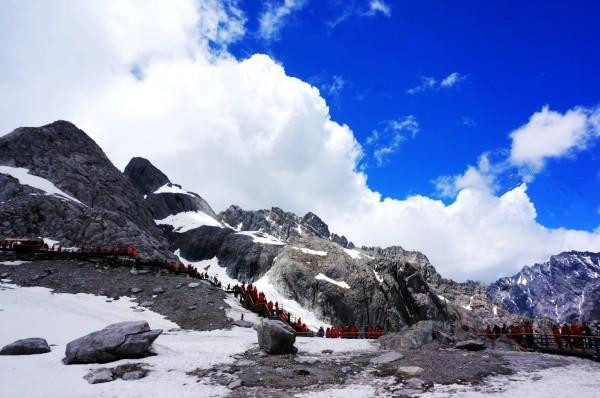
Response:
[152,287,164,294]
[121,371,146,381]
[0,338,51,355]
[397,366,424,377]
[64,321,162,364]
[379,320,449,350]
[454,339,486,351]
[130,288,143,294]
[369,351,404,365]
[256,319,296,355]
[84,368,115,384]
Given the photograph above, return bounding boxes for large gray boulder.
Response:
[64,321,162,364]
[256,319,296,354]
[454,339,486,351]
[0,338,51,355]
[379,320,451,350]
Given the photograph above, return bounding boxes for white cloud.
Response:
[368,116,419,166]
[1,1,599,282]
[434,154,499,198]
[365,0,391,17]
[258,0,306,42]
[440,72,466,88]
[322,75,345,97]
[406,72,467,95]
[509,105,600,170]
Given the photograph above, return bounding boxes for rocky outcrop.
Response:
[378,321,452,350]
[0,121,171,260]
[488,251,600,323]
[124,157,218,220]
[0,337,51,355]
[64,321,162,364]
[219,206,354,248]
[256,319,297,354]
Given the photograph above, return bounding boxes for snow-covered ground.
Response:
[421,357,600,398]
[0,282,257,398]
[0,165,83,204]
[155,211,222,232]
[0,260,30,266]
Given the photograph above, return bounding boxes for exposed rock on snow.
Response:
[0,337,51,355]
[256,319,297,355]
[84,368,115,384]
[369,351,404,365]
[454,340,487,351]
[379,321,451,350]
[397,366,424,377]
[64,320,162,364]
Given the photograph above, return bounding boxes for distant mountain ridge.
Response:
[487,251,600,323]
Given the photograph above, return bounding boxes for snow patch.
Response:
[0,166,83,204]
[517,274,528,285]
[493,304,498,316]
[292,246,327,256]
[174,250,240,289]
[152,183,195,197]
[0,260,30,266]
[155,211,222,232]
[235,231,285,245]
[373,269,384,284]
[437,294,450,303]
[343,248,363,259]
[462,295,475,311]
[315,273,350,289]
[254,270,330,331]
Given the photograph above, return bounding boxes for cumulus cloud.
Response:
[434,154,499,198]
[1,1,599,282]
[509,105,600,170]
[258,0,306,42]
[406,72,467,95]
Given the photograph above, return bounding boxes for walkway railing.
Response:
[482,333,600,361]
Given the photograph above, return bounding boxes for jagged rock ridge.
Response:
[488,251,600,323]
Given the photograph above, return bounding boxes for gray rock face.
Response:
[488,251,600,324]
[0,338,50,355]
[379,321,450,350]
[64,321,162,364]
[124,157,218,221]
[0,121,172,260]
[256,319,296,355]
[219,205,354,248]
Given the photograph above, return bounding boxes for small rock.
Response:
[152,287,165,294]
[341,366,351,374]
[236,359,254,367]
[370,351,404,365]
[227,379,243,390]
[130,288,143,294]
[0,273,9,278]
[121,371,146,381]
[405,377,425,389]
[321,349,333,354]
[133,309,145,312]
[140,301,154,307]
[454,340,486,351]
[176,283,184,289]
[137,269,152,275]
[98,290,107,296]
[84,368,115,384]
[232,319,253,328]
[188,283,200,288]
[0,338,51,355]
[397,366,424,377]
[187,306,197,310]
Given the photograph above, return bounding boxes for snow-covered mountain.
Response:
[487,251,600,323]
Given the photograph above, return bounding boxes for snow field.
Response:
[154,210,222,232]
[0,165,83,204]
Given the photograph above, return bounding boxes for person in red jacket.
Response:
[561,323,572,349]
[523,322,534,349]
[267,301,273,315]
[552,324,562,349]
[350,325,358,339]
[365,326,373,339]
[374,326,383,339]
[325,327,331,338]
[485,325,493,339]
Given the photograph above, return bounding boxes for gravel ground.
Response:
[0,256,232,331]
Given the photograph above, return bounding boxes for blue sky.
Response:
[230,0,600,231]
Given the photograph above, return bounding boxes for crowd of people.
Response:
[230,282,385,338]
[484,321,600,351]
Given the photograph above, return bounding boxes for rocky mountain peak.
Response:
[301,212,330,237]
[123,157,170,195]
